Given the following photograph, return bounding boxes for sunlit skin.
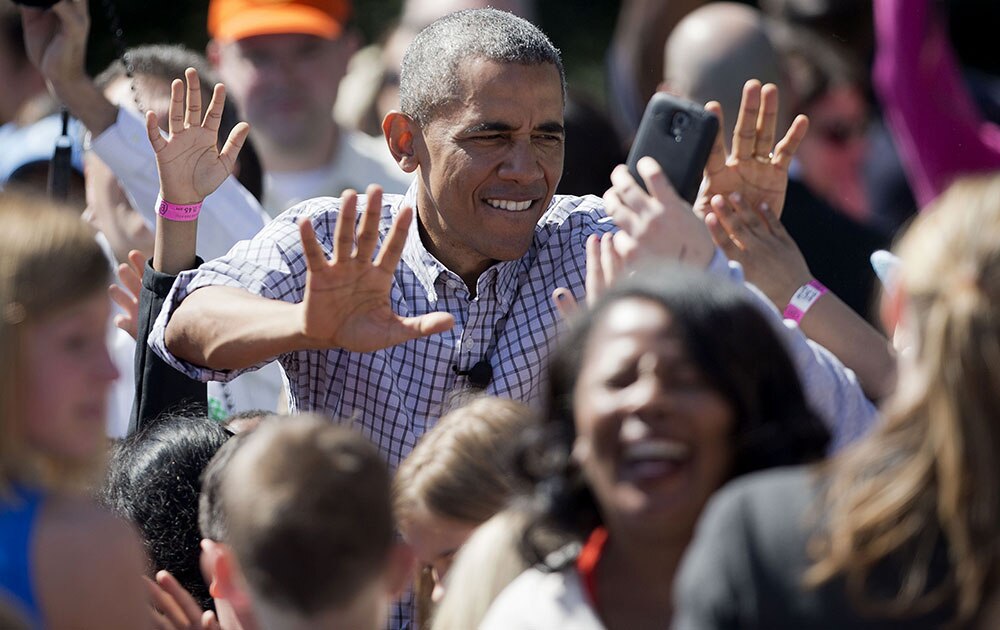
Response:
[572,298,736,628]
[573,298,735,542]
[23,291,119,462]
[400,504,479,603]
[407,59,565,288]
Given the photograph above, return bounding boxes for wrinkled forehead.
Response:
[431,58,565,126]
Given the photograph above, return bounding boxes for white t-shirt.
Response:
[479,567,606,630]
[262,128,413,217]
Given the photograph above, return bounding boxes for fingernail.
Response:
[555,291,567,301]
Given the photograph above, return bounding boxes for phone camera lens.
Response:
[671,112,691,136]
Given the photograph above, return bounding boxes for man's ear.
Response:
[383,111,421,173]
[385,542,416,599]
[201,539,250,605]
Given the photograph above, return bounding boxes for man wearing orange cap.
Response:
[207,0,411,217]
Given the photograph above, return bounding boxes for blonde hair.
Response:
[0,192,110,492]
[807,174,1000,623]
[430,508,530,630]
[394,396,535,526]
[394,396,536,629]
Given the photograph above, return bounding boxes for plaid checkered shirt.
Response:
[150,182,615,469]
[148,181,878,630]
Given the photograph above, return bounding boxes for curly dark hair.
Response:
[518,266,831,562]
[102,415,233,610]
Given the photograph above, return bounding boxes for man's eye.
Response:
[535,134,563,145]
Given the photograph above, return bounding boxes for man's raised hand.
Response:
[145,67,249,204]
[695,80,809,220]
[297,185,454,352]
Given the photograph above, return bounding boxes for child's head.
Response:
[393,396,535,607]
[219,415,411,628]
[102,415,232,609]
[0,191,116,491]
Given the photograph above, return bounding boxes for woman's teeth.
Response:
[622,440,691,464]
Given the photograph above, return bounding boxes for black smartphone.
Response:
[626,93,719,203]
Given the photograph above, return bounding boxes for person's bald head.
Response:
[664,3,785,146]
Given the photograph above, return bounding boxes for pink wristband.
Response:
[156,195,202,222]
[783,280,828,323]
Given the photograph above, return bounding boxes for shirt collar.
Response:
[396,179,530,307]
[398,180,448,300]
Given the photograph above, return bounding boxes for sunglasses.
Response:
[813,119,868,147]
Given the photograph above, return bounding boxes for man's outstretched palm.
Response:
[297,188,454,353]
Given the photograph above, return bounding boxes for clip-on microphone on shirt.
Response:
[453,359,493,389]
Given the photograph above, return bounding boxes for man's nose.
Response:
[498,140,544,183]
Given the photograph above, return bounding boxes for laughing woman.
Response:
[479,268,831,629]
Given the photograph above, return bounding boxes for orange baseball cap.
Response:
[208,0,352,42]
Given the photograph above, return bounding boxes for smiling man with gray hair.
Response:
[152,8,616,471]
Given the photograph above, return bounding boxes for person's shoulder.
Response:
[481,565,602,630]
[710,466,816,519]
[697,466,819,554]
[272,195,343,222]
[34,496,150,628]
[37,494,144,563]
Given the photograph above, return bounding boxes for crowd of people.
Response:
[2,0,1000,628]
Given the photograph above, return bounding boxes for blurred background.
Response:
[84,0,1000,107]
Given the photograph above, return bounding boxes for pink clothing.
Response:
[873,0,1000,207]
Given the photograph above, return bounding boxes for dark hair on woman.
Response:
[101,416,232,610]
[519,266,831,561]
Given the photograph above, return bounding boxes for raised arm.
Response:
[152,69,453,371]
[873,0,1000,206]
[705,191,897,401]
[603,79,808,268]
[21,0,268,261]
[20,0,116,135]
[696,80,809,220]
[164,194,454,370]
[603,82,879,446]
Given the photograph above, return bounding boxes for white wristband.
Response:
[783,280,828,323]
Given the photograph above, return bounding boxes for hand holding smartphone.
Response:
[626,93,719,203]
